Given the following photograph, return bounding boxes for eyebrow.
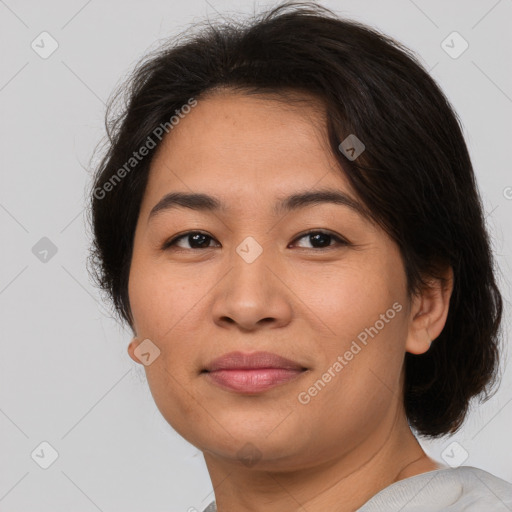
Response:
[147,189,371,222]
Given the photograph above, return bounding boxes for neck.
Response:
[202,406,440,512]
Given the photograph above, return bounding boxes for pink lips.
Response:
[202,351,307,393]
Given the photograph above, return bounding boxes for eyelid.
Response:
[161,230,217,250]
[293,228,349,245]
[162,229,350,250]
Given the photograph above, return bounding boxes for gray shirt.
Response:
[201,466,512,511]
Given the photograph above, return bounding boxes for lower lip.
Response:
[204,368,305,393]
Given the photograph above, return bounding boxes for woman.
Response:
[88,2,512,510]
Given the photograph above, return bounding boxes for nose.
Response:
[211,245,293,331]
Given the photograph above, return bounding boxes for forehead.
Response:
[143,91,358,212]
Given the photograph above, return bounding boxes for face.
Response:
[127,91,422,471]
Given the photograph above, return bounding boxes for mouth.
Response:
[201,351,308,393]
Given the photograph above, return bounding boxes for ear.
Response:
[405,266,454,355]
[127,337,143,364]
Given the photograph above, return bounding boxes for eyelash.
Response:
[161,229,350,251]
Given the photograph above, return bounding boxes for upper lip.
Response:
[203,351,307,372]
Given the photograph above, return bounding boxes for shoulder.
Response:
[358,466,512,511]
[200,467,512,512]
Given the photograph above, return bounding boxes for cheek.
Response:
[296,257,409,397]
[128,253,202,338]
[292,258,404,341]
[128,258,208,433]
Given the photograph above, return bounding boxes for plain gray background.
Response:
[1,0,511,510]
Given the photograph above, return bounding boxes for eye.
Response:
[290,230,349,249]
[162,229,349,251]
[162,231,219,250]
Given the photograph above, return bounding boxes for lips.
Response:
[202,351,307,372]
[202,351,308,393]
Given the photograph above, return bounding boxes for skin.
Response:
[127,90,453,512]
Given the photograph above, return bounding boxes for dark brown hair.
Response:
[88,1,504,438]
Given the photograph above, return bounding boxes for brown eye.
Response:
[163,231,219,250]
[291,230,349,249]
[162,229,349,251]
